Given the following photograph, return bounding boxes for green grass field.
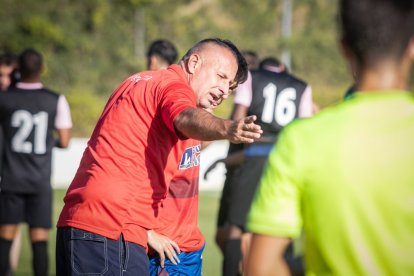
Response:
[14,189,223,276]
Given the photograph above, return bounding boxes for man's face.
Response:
[0,65,14,91]
[189,45,238,110]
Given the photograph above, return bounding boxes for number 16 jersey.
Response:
[248,69,311,138]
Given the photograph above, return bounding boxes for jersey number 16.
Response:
[262,83,297,126]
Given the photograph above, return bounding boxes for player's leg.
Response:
[0,191,24,275]
[0,225,19,276]
[225,156,268,276]
[215,166,238,254]
[9,225,22,271]
[223,165,246,276]
[27,190,52,276]
[241,232,252,273]
[29,228,49,276]
[223,224,243,276]
[57,227,150,275]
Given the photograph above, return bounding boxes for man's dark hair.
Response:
[0,52,18,67]
[147,39,178,66]
[259,57,283,70]
[340,0,414,67]
[19,48,43,79]
[182,38,248,86]
[0,52,20,87]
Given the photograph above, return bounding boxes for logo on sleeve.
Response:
[128,73,152,83]
[179,145,201,170]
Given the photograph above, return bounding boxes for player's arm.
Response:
[147,230,181,267]
[231,103,249,121]
[203,149,245,180]
[55,95,72,148]
[56,128,71,148]
[245,234,291,276]
[174,107,262,144]
[298,86,314,117]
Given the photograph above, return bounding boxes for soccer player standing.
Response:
[0,48,72,276]
[246,0,414,275]
[223,57,313,276]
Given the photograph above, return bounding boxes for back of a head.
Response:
[259,57,286,73]
[242,50,259,70]
[340,0,414,68]
[147,39,178,66]
[182,38,248,86]
[19,48,43,80]
[259,57,283,69]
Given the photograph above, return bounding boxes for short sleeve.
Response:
[247,124,304,238]
[55,95,73,129]
[160,82,197,135]
[233,71,252,107]
[298,85,313,118]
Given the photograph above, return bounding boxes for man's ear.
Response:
[187,53,202,74]
[408,37,414,61]
[339,37,353,61]
[149,55,158,70]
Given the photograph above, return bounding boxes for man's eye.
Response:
[229,83,238,90]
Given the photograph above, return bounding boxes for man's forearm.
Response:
[174,107,262,144]
[174,107,229,141]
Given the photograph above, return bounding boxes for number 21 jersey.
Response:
[0,86,70,193]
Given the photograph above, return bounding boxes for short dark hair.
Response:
[259,57,283,70]
[340,0,414,67]
[147,39,178,66]
[0,52,18,67]
[182,38,248,86]
[19,48,43,78]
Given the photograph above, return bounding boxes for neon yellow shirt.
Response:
[247,91,414,275]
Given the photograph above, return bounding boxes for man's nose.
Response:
[220,82,231,98]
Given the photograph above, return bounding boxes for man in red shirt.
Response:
[56,38,262,275]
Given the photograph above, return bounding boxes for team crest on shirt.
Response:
[179,145,201,170]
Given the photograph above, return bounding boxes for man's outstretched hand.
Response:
[227,115,262,144]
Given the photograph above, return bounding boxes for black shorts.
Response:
[228,156,268,230]
[0,189,52,228]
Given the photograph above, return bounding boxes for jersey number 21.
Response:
[11,110,48,154]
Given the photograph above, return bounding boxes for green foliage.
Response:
[0,0,359,135]
[66,89,106,137]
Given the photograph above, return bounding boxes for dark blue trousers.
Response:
[56,227,149,275]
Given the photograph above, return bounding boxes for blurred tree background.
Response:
[2,0,411,136]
